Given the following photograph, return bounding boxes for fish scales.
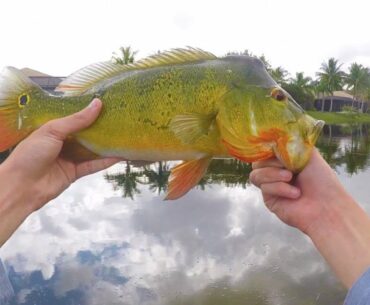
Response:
[0,48,324,199]
[76,62,232,159]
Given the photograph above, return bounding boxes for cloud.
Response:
[0,164,350,304]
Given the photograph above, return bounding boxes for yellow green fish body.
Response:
[0,48,324,199]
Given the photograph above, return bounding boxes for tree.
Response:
[283,72,314,109]
[270,66,289,85]
[258,54,272,71]
[144,161,170,195]
[345,63,370,112]
[226,49,253,56]
[104,162,145,199]
[316,58,344,112]
[112,46,138,65]
[290,72,312,89]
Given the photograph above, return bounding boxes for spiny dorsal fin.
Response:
[56,47,217,96]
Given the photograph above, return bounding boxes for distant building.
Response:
[314,91,368,112]
[21,68,65,93]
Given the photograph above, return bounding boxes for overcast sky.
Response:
[1,0,370,78]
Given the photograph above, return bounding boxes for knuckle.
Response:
[260,183,269,194]
[249,171,257,184]
[275,182,286,194]
[265,198,278,213]
[249,169,262,187]
[73,111,88,123]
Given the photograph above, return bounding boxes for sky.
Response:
[1,0,370,79]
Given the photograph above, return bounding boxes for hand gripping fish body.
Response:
[0,48,324,199]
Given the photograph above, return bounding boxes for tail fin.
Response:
[0,67,38,151]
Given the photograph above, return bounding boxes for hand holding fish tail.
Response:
[0,99,121,247]
[250,149,370,289]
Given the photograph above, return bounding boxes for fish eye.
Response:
[271,88,286,102]
[18,94,30,108]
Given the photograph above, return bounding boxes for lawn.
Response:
[307,111,370,124]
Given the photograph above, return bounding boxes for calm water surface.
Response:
[1,124,370,305]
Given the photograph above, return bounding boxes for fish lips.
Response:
[273,119,325,173]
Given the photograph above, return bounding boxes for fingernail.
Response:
[88,98,99,109]
[291,188,300,198]
[279,170,291,180]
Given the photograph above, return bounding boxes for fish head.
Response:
[218,56,324,172]
[261,87,324,172]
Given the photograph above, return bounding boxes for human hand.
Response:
[1,98,121,212]
[250,149,353,235]
[250,149,370,288]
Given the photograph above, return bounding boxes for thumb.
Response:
[41,98,102,140]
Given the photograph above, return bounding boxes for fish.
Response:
[0,47,324,200]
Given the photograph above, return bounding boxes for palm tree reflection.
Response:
[105,162,146,199]
[105,124,370,199]
[105,159,252,199]
[144,162,170,195]
[317,124,370,174]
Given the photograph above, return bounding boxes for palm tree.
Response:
[112,46,138,65]
[104,162,145,199]
[345,63,370,112]
[271,67,289,85]
[316,58,344,112]
[290,72,312,89]
[345,63,362,110]
[258,54,271,71]
[226,49,253,56]
[283,72,314,109]
[144,161,170,195]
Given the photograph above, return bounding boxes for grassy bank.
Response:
[307,111,370,124]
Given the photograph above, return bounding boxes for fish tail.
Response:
[0,67,41,151]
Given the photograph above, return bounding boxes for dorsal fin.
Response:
[56,47,217,96]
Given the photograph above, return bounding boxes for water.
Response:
[1,124,370,305]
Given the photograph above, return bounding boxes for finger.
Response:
[260,182,300,200]
[252,157,284,170]
[40,98,102,140]
[75,157,122,179]
[250,167,292,187]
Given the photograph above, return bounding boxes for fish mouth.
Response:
[309,120,325,145]
[272,119,325,173]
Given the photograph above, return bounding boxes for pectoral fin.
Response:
[165,157,211,200]
[170,113,217,144]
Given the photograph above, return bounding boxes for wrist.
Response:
[0,162,38,247]
[306,191,370,288]
[305,191,357,239]
[0,160,39,216]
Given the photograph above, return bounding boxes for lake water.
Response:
[1,124,370,305]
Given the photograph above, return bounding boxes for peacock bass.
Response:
[0,48,324,200]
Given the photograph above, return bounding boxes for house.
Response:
[314,91,368,112]
[21,68,65,93]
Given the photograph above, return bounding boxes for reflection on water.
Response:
[318,124,370,174]
[1,124,370,305]
[105,160,251,200]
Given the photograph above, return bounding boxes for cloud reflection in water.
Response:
[3,125,369,304]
